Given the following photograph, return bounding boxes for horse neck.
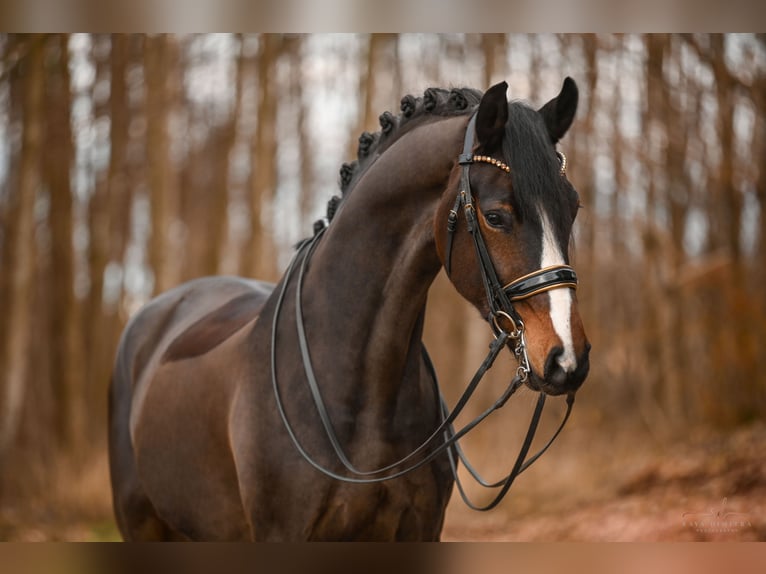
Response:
[301,115,468,409]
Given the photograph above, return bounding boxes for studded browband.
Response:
[470,151,567,177]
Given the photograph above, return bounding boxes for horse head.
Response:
[436,78,590,396]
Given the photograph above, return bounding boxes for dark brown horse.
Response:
[108,78,590,541]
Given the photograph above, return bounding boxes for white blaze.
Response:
[539,211,577,372]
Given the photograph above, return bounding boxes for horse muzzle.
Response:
[527,341,590,396]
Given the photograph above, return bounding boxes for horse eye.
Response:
[485,212,505,228]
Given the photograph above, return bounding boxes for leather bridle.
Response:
[438,111,579,509]
[269,111,580,511]
[444,113,578,350]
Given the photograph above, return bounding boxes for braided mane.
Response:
[312,86,484,234]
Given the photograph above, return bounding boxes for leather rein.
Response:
[270,111,578,511]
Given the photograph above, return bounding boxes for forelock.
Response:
[502,102,570,242]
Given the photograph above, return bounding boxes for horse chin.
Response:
[522,371,571,397]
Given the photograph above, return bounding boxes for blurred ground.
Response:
[1,420,764,541]
[442,419,766,541]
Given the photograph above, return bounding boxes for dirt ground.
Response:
[2,419,764,542]
[442,419,766,542]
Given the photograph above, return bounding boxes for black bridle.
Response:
[269,111,579,511]
[439,112,579,509]
[444,113,578,337]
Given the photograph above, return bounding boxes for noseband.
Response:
[270,111,579,511]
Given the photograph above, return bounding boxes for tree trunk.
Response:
[145,34,181,293]
[481,34,507,87]
[710,35,755,424]
[0,34,24,389]
[84,34,132,436]
[44,34,86,453]
[639,33,670,429]
[0,34,45,466]
[346,33,401,163]
[244,34,281,280]
[580,34,598,265]
[206,34,244,276]
[661,36,688,423]
[284,36,315,231]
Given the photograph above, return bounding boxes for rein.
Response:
[439,111,578,509]
[269,111,578,509]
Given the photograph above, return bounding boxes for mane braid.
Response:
[309,86,483,237]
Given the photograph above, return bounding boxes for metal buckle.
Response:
[491,311,522,339]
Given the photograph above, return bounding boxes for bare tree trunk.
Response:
[84,34,132,436]
[44,34,86,453]
[347,34,400,158]
[105,35,134,290]
[528,34,542,103]
[481,34,507,87]
[754,45,766,414]
[207,34,244,276]
[86,35,112,381]
[145,34,181,293]
[661,36,689,423]
[284,35,315,231]
[710,38,741,265]
[609,37,625,267]
[580,34,598,264]
[755,41,766,318]
[639,33,671,429]
[360,34,380,133]
[87,35,111,356]
[758,36,766,276]
[710,35,755,424]
[0,34,24,387]
[0,34,45,465]
[244,34,281,280]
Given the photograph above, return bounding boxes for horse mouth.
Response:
[522,359,589,397]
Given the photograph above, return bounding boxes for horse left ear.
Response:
[475,81,508,152]
[539,77,579,144]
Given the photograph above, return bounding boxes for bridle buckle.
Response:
[491,310,521,339]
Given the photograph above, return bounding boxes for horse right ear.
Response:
[539,77,579,144]
[475,81,508,152]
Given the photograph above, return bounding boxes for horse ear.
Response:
[539,77,579,144]
[475,81,508,152]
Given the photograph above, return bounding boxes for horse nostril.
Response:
[544,347,567,386]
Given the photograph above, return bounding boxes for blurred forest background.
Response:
[0,33,764,540]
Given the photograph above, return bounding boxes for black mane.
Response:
[314,86,570,244]
[315,87,483,232]
[503,103,572,239]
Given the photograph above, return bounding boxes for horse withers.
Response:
[108,78,590,541]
